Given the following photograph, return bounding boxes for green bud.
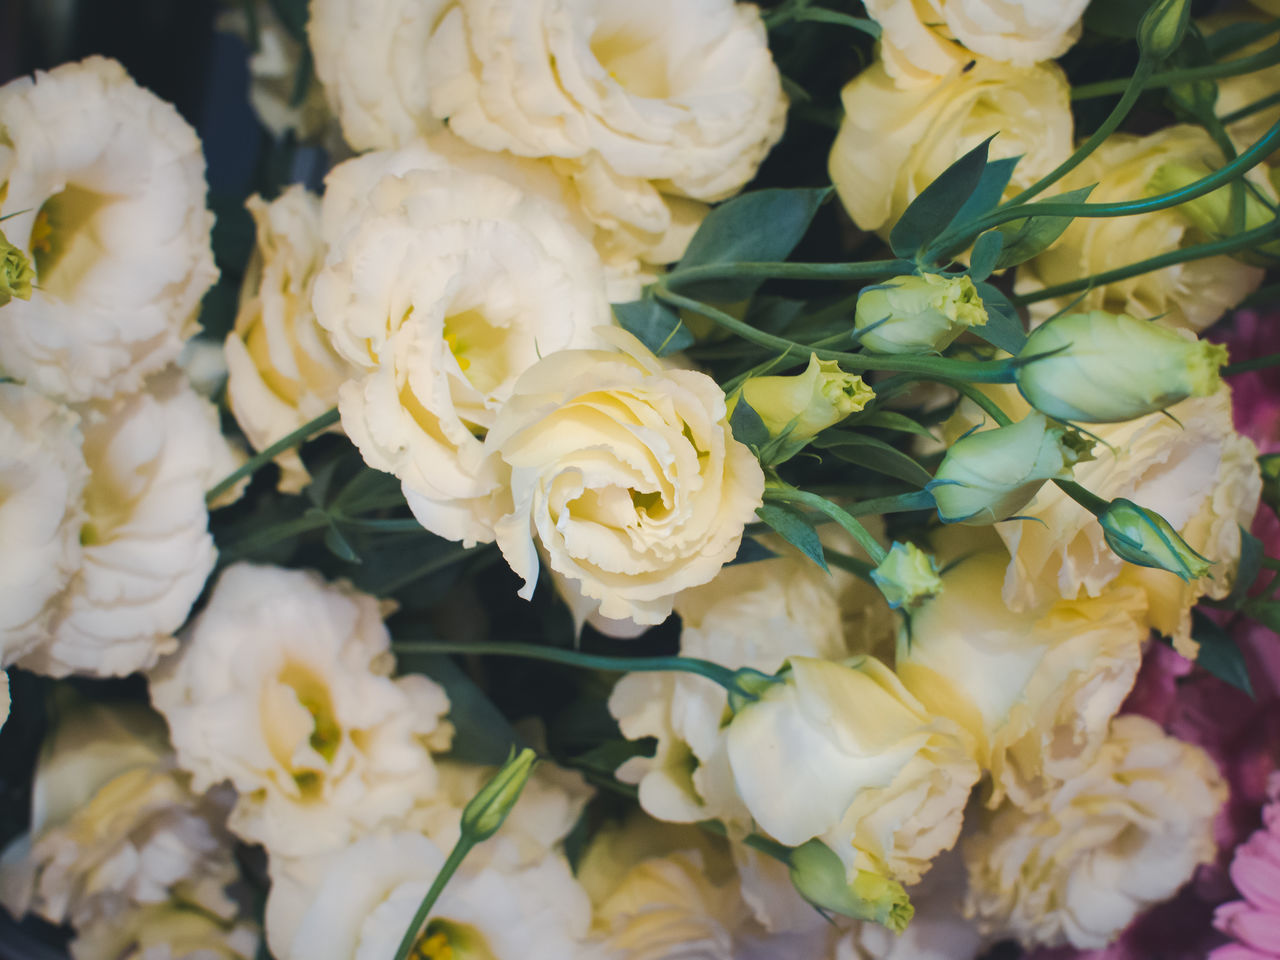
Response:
[1148,162,1280,266]
[789,839,914,933]
[1261,453,1280,514]
[871,541,942,610]
[931,413,1094,525]
[459,747,538,842]
[854,273,988,355]
[0,227,33,307]
[731,353,874,443]
[1016,311,1227,423]
[1099,498,1213,581]
[1138,0,1192,61]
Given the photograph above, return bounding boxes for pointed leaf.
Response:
[994,185,1095,268]
[948,156,1020,232]
[729,536,780,566]
[968,231,1005,283]
[1191,610,1254,698]
[812,432,933,487]
[973,281,1028,353]
[843,410,936,440]
[1225,527,1264,609]
[613,297,694,356]
[729,396,771,450]
[757,502,828,571]
[890,137,995,258]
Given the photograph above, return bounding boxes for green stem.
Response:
[217,513,332,563]
[392,838,475,960]
[653,284,1018,383]
[1054,479,1109,516]
[1012,215,1280,306]
[764,483,888,564]
[206,407,340,505]
[665,259,913,289]
[696,818,794,864]
[945,381,1014,426]
[1261,556,1280,572]
[823,547,876,581]
[390,640,758,699]
[1224,352,1280,376]
[1071,40,1280,100]
[1220,89,1280,126]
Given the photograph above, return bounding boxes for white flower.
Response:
[963,715,1226,949]
[264,831,597,960]
[0,384,86,663]
[830,56,1072,235]
[1016,126,1265,332]
[862,0,1090,85]
[0,56,217,402]
[898,546,1148,806]
[424,0,787,262]
[0,701,242,934]
[68,902,260,960]
[609,548,852,826]
[148,563,453,859]
[19,370,237,678]
[314,141,613,546]
[488,330,765,626]
[225,186,354,493]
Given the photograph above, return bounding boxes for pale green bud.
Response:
[1016,311,1227,423]
[931,413,1093,524]
[871,541,942,610]
[1099,498,1212,581]
[1138,0,1192,60]
[459,747,538,842]
[0,227,33,307]
[732,354,874,442]
[854,273,988,355]
[789,840,914,933]
[1148,161,1280,266]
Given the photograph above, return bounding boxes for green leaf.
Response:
[756,502,828,571]
[613,297,694,356]
[890,137,995,259]
[948,156,1020,233]
[730,536,780,565]
[812,432,934,487]
[1190,610,1254,698]
[1245,599,1280,633]
[676,187,830,301]
[323,523,361,564]
[792,8,881,37]
[994,185,1095,268]
[843,410,936,440]
[396,652,523,764]
[968,232,1005,283]
[729,397,770,450]
[973,281,1028,353]
[1224,527,1264,609]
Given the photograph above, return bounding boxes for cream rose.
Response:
[862,0,1090,84]
[19,369,237,678]
[264,831,595,960]
[314,141,613,546]
[487,330,765,626]
[963,715,1226,949]
[225,186,355,493]
[1016,126,1265,332]
[0,57,217,402]
[0,384,86,663]
[148,563,453,859]
[1201,10,1280,155]
[726,656,980,886]
[68,902,260,960]
[897,546,1148,806]
[829,57,1072,235]
[424,0,786,264]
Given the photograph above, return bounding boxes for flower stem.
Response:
[665,258,914,288]
[1053,479,1110,517]
[205,407,340,505]
[764,482,888,564]
[1224,352,1280,376]
[392,837,475,960]
[1070,39,1280,100]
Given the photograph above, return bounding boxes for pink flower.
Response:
[1211,773,1280,959]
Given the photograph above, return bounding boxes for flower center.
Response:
[588,7,673,100]
[411,921,496,960]
[442,307,510,396]
[29,185,112,299]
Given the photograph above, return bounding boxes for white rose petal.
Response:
[0,57,217,402]
[69,902,260,960]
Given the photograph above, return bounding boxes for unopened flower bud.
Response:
[789,839,914,933]
[1016,311,1227,423]
[854,273,987,355]
[1148,161,1280,266]
[0,228,33,307]
[1099,498,1213,582]
[460,747,538,843]
[871,541,942,610]
[731,354,873,442]
[1138,0,1192,61]
[931,413,1093,524]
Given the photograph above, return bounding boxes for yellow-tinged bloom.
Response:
[1148,160,1280,266]
[0,227,33,306]
[855,274,987,355]
[731,353,873,442]
[871,541,942,610]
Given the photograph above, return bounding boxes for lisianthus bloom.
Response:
[860,0,1090,85]
[68,902,260,960]
[0,57,217,402]
[854,274,988,355]
[1199,9,1280,156]
[313,140,613,546]
[148,564,453,859]
[829,56,1071,235]
[225,186,354,493]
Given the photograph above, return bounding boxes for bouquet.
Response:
[1,0,1279,958]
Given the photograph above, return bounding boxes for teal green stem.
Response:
[1224,352,1280,376]
[653,283,1018,383]
[217,513,332,563]
[206,407,340,505]
[391,640,756,699]
[943,381,1014,426]
[664,258,914,288]
[392,837,474,960]
[696,818,795,864]
[1012,215,1280,306]
[1071,40,1280,100]
[377,545,493,595]
[764,482,888,564]
[1221,89,1280,125]
[823,547,876,581]
[1054,479,1110,517]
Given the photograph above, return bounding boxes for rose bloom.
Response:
[861,0,1090,85]
[1016,126,1264,333]
[964,715,1226,950]
[19,369,238,678]
[313,139,613,546]
[898,544,1148,807]
[225,186,355,493]
[0,384,86,663]
[829,56,1072,235]
[486,330,765,626]
[0,57,217,402]
[68,902,260,960]
[148,564,453,859]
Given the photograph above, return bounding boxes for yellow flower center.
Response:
[29,209,52,256]
[414,931,453,960]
